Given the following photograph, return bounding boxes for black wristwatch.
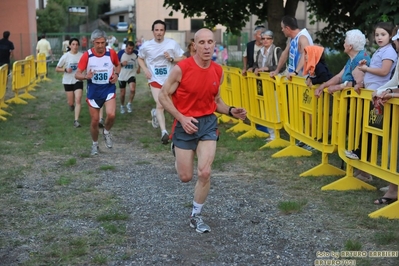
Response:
[115,73,119,77]
[228,106,235,117]
[169,57,174,63]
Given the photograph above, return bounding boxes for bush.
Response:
[325,52,348,76]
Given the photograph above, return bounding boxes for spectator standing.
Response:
[159,28,247,233]
[36,33,54,75]
[303,45,333,87]
[62,35,70,53]
[252,30,284,74]
[371,26,399,201]
[344,23,397,181]
[242,25,265,75]
[251,30,285,142]
[0,31,14,74]
[183,38,195,58]
[118,41,140,114]
[138,19,185,145]
[75,29,121,156]
[55,38,84,128]
[270,16,313,78]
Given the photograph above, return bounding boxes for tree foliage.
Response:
[37,0,110,33]
[163,0,399,51]
[307,0,399,50]
[163,0,299,48]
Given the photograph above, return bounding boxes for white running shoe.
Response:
[91,144,99,156]
[103,132,113,148]
[190,214,211,233]
[127,103,132,113]
[120,105,126,114]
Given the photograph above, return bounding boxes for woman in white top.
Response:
[55,38,84,128]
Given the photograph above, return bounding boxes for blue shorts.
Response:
[172,114,219,151]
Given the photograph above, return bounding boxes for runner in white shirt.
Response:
[138,19,186,144]
[55,37,84,128]
[118,41,140,113]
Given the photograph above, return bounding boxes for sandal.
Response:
[374,197,397,205]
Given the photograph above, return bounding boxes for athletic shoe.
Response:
[171,142,175,157]
[161,132,169,145]
[345,150,360,160]
[151,108,159,128]
[103,132,113,148]
[127,103,132,113]
[380,185,389,192]
[69,105,75,111]
[74,120,81,128]
[91,144,99,156]
[302,144,315,151]
[296,141,305,147]
[98,118,104,128]
[120,105,126,114]
[190,214,211,233]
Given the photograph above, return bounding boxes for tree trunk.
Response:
[267,0,300,49]
[267,0,285,49]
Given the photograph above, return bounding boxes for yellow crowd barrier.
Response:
[6,60,35,104]
[25,55,39,91]
[36,53,51,82]
[273,76,345,176]
[240,72,289,148]
[217,66,252,134]
[321,89,398,219]
[0,64,11,120]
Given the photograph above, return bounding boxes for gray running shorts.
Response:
[172,114,219,151]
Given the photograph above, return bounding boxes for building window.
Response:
[191,19,204,32]
[165,19,178,30]
[119,15,124,22]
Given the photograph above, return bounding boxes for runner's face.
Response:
[194,30,215,61]
[125,45,134,54]
[70,40,79,53]
[93,38,106,54]
[153,24,165,42]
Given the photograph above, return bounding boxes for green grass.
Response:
[344,239,363,251]
[278,199,308,214]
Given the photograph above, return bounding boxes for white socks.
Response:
[191,201,203,216]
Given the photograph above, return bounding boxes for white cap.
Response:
[392,29,399,41]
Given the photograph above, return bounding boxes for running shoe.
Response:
[69,105,75,111]
[296,141,305,147]
[127,102,132,113]
[73,120,81,128]
[91,144,99,156]
[98,118,104,128]
[151,108,159,128]
[103,132,113,148]
[345,150,360,160]
[161,132,169,145]
[190,214,211,233]
[120,105,126,114]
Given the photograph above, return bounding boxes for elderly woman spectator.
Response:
[249,30,285,75]
[314,29,371,97]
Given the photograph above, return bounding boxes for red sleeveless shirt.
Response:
[173,57,223,117]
